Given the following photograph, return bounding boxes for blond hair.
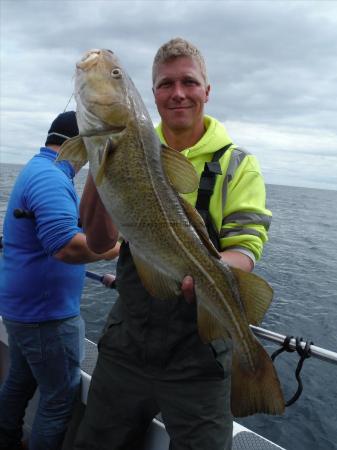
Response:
[152,37,208,86]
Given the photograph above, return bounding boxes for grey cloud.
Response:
[1,0,337,189]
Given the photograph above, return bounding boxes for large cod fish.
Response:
[58,49,285,417]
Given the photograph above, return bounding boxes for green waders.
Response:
[73,242,233,450]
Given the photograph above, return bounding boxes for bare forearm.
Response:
[54,233,119,264]
[220,250,254,272]
[80,171,118,253]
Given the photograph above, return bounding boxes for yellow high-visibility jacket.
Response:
[156,115,272,262]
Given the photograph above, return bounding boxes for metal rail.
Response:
[85,269,337,366]
[250,325,337,365]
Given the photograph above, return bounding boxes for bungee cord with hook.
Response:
[271,335,313,407]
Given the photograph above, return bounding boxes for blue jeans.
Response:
[0,316,85,450]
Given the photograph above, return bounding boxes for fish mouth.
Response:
[76,49,116,71]
[77,50,101,70]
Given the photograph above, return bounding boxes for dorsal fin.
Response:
[161,145,199,194]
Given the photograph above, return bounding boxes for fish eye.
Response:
[111,68,122,78]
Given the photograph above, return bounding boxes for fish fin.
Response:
[56,135,88,169]
[231,341,285,417]
[95,131,126,185]
[179,197,221,259]
[197,302,230,343]
[95,137,117,186]
[231,268,273,325]
[130,247,180,300]
[161,145,199,194]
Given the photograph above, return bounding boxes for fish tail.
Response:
[230,338,285,417]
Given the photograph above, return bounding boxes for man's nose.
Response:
[171,82,186,100]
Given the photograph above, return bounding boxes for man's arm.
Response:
[219,250,253,272]
[54,233,120,264]
[80,171,118,253]
[181,154,264,302]
[218,154,272,262]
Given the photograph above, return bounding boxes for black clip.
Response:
[13,209,35,219]
[13,209,82,229]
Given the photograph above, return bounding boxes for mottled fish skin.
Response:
[58,49,285,417]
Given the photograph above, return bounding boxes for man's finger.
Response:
[181,275,195,304]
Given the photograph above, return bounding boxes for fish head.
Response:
[75,49,131,134]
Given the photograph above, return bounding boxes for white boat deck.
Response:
[0,318,285,449]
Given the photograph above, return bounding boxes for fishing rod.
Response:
[1,238,336,365]
[85,270,116,289]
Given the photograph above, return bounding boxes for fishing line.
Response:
[63,92,74,112]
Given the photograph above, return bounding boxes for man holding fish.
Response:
[64,38,284,450]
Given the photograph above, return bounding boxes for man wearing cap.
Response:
[0,111,119,450]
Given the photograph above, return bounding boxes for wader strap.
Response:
[195,143,232,250]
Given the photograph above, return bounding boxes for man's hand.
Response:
[181,275,195,304]
[102,273,116,288]
[180,249,253,303]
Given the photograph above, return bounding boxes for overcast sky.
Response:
[1,0,336,190]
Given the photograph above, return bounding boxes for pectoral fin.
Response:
[56,135,88,169]
[130,247,181,300]
[95,138,116,186]
[231,268,273,325]
[95,130,126,185]
[161,145,199,194]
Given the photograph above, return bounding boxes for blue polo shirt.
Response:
[0,147,85,322]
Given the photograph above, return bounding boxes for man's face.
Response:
[153,56,210,133]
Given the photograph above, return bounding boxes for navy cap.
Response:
[45,111,79,147]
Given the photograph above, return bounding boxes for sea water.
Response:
[1,163,336,450]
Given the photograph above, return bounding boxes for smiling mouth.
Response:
[168,106,192,110]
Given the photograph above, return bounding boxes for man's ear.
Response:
[205,84,211,103]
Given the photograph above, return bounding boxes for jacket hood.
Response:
[156,115,232,158]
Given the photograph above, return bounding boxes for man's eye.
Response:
[158,82,171,88]
[185,79,198,86]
